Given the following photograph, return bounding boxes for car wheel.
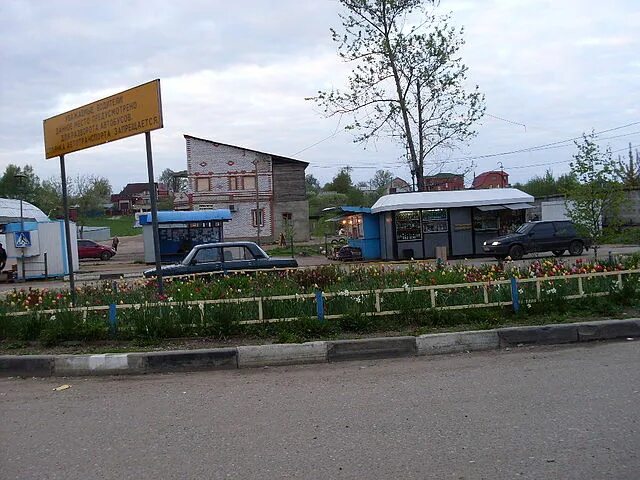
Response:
[552,250,565,257]
[508,244,524,260]
[100,251,112,261]
[568,241,584,256]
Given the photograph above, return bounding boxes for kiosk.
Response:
[140,210,232,263]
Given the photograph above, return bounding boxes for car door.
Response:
[222,246,255,271]
[190,247,223,274]
[529,223,556,253]
[553,221,576,250]
[77,240,94,258]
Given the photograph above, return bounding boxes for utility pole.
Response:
[253,159,261,245]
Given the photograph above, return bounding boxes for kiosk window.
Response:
[396,211,421,241]
[421,209,448,233]
[473,209,499,231]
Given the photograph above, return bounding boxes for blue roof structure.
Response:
[339,206,372,214]
[140,209,232,225]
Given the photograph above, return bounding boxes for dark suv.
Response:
[482,221,590,260]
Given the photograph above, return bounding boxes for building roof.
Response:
[371,188,533,213]
[472,170,508,188]
[139,209,232,225]
[424,172,463,179]
[0,198,49,223]
[184,135,309,167]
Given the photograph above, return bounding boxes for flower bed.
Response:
[1,255,640,346]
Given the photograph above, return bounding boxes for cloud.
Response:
[1,0,639,190]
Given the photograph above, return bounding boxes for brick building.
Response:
[174,135,309,242]
[472,170,509,189]
[110,182,169,214]
[421,172,464,191]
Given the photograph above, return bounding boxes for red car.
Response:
[77,239,116,261]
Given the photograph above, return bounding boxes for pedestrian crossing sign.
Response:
[15,231,31,248]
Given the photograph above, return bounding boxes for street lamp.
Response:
[14,172,27,281]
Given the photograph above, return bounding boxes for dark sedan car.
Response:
[482,220,590,260]
[143,241,298,277]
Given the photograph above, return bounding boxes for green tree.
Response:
[159,168,187,192]
[514,169,578,198]
[370,169,394,195]
[563,134,624,258]
[0,164,41,204]
[36,178,63,218]
[305,174,322,196]
[71,175,112,232]
[616,142,640,187]
[324,167,354,194]
[310,0,485,190]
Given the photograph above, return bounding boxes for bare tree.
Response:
[310,0,485,189]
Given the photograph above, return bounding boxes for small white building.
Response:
[0,198,79,280]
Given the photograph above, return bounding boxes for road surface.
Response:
[1,341,639,479]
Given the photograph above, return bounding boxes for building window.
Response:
[229,176,257,191]
[252,208,265,227]
[282,212,292,222]
[196,177,209,192]
[243,175,256,190]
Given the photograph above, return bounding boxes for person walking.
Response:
[112,236,120,252]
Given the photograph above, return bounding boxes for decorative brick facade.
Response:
[176,135,309,242]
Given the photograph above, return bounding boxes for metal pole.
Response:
[59,155,76,305]
[254,159,261,245]
[19,196,25,281]
[145,131,164,295]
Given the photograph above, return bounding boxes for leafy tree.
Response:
[324,167,354,194]
[305,174,322,196]
[159,168,187,192]
[513,169,578,198]
[36,178,63,218]
[563,134,624,258]
[71,175,112,232]
[0,164,41,204]
[370,169,394,194]
[616,142,640,187]
[310,0,485,190]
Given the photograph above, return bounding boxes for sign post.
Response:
[43,80,164,301]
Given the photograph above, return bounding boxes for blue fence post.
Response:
[108,303,117,335]
[315,289,325,322]
[510,277,520,313]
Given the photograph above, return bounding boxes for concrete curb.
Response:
[327,336,416,362]
[1,318,639,377]
[238,342,327,368]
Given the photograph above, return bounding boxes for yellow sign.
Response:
[43,79,163,159]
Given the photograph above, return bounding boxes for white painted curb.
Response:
[416,330,500,355]
[55,353,131,375]
[237,342,327,368]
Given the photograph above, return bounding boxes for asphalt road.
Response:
[1,341,639,479]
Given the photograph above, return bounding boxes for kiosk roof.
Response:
[371,188,534,214]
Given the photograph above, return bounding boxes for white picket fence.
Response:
[3,268,638,325]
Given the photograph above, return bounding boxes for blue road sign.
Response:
[15,231,31,248]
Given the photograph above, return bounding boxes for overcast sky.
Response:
[1,0,639,192]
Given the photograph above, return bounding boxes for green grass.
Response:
[80,215,140,237]
[264,243,325,257]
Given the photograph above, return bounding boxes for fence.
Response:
[3,268,639,330]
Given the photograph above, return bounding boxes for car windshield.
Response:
[515,223,533,234]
